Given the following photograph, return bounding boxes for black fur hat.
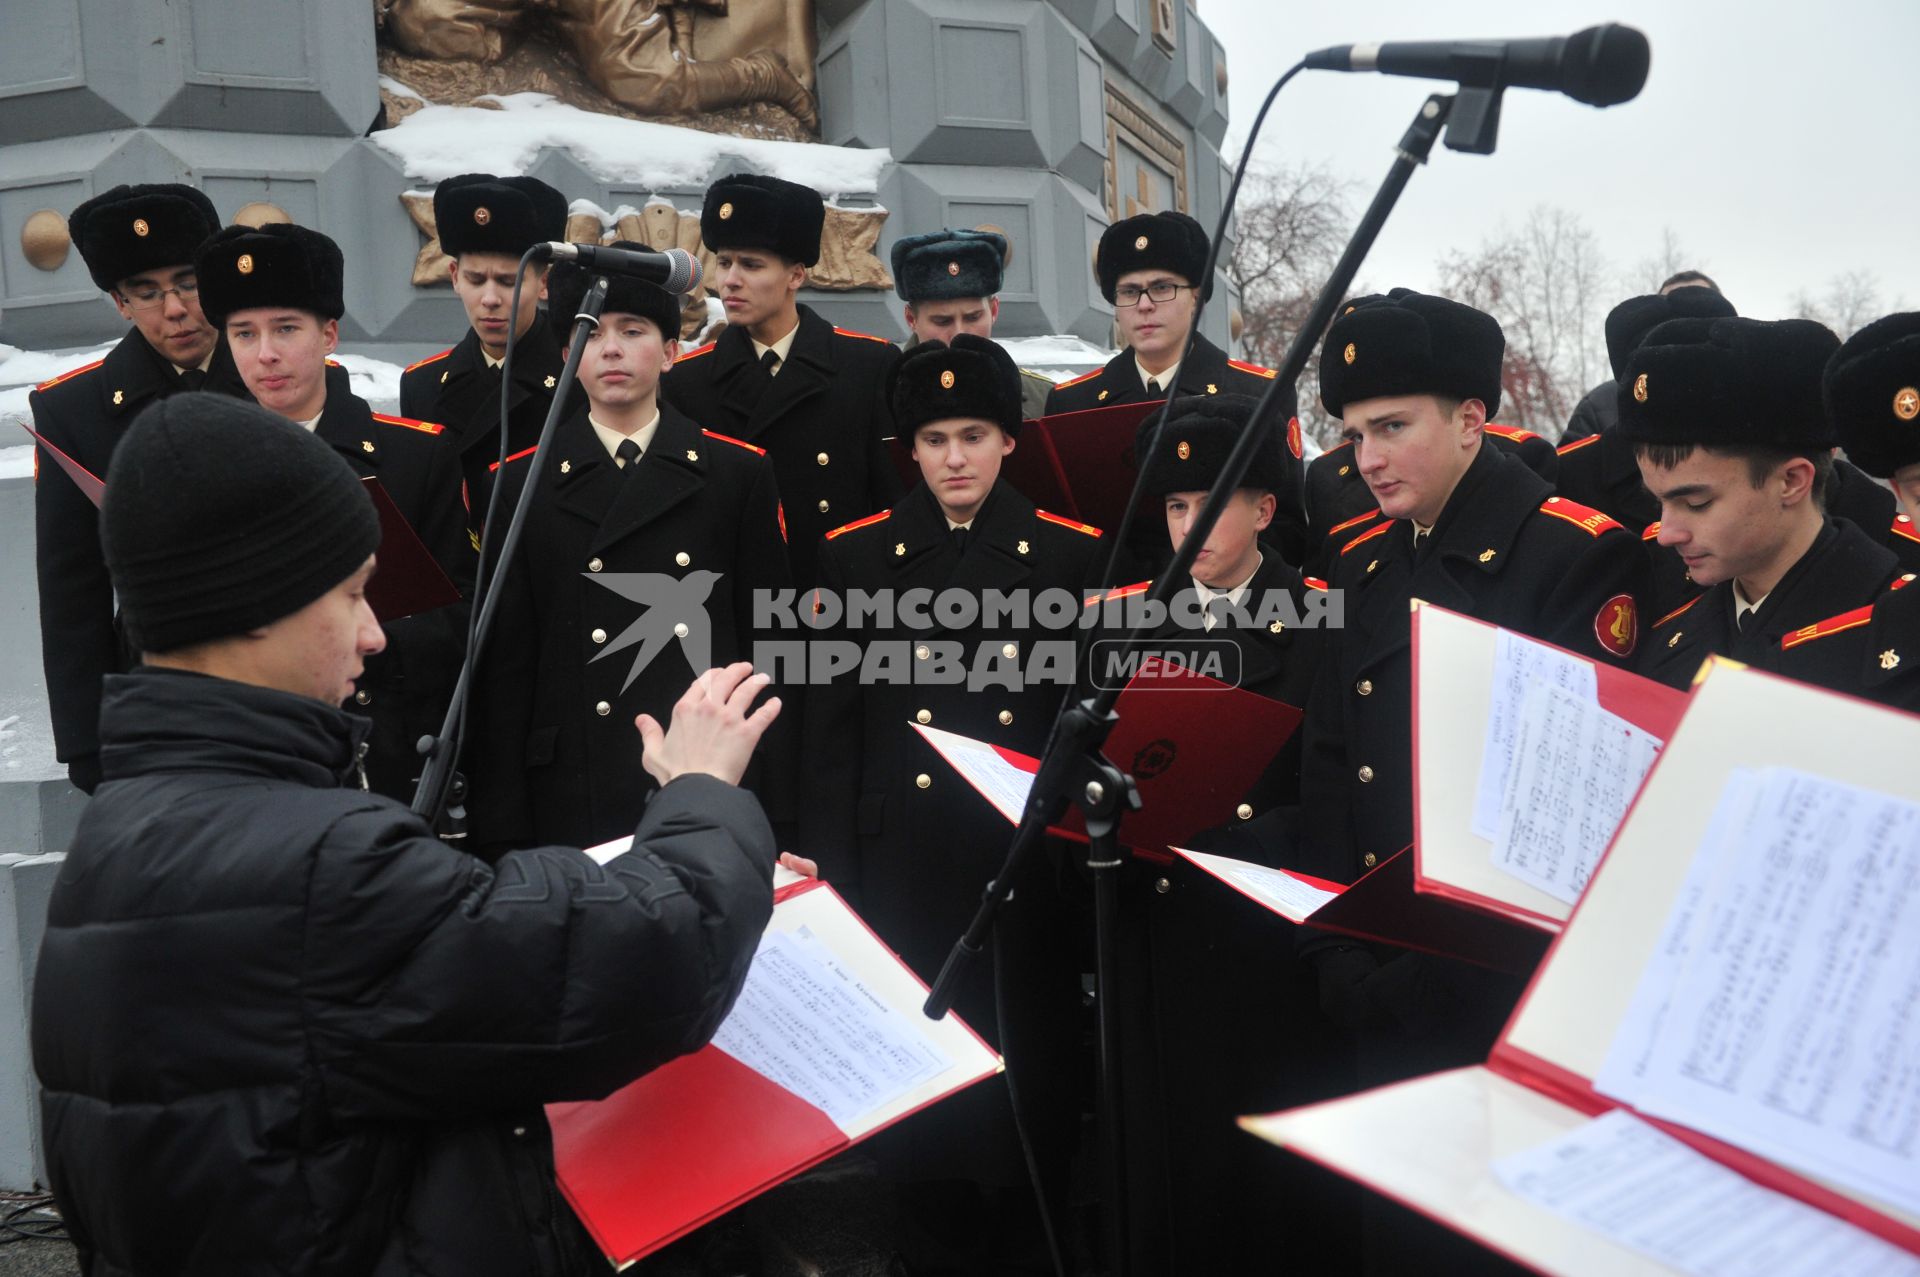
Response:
[545,242,683,341]
[1134,393,1290,497]
[889,335,1022,438]
[1615,316,1840,451]
[69,184,220,292]
[1317,289,1504,419]
[195,223,345,324]
[892,229,1007,302]
[1096,211,1212,304]
[433,173,569,259]
[1603,288,1737,381]
[1822,312,1920,478]
[700,174,824,267]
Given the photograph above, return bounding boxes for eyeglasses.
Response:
[117,280,200,311]
[1114,280,1188,307]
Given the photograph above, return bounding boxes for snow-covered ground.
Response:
[0,341,117,480]
[996,333,1109,383]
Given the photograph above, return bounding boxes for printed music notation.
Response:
[1472,630,1600,841]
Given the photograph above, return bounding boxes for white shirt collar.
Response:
[1136,357,1180,395]
[1194,554,1262,628]
[590,410,661,464]
[481,347,505,371]
[1732,578,1771,619]
[173,349,215,376]
[751,321,801,372]
[296,412,323,433]
[945,517,974,532]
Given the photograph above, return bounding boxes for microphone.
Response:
[535,243,703,293]
[1304,23,1650,107]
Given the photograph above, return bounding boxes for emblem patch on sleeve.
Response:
[1595,593,1638,657]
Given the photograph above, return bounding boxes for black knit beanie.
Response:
[102,392,381,652]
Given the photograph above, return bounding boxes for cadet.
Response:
[800,336,1099,1275]
[196,222,475,801]
[399,173,570,509]
[1561,270,1728,443]
[892,227,1055,418]
[469,250,792,851]
[29,183,241,793]
[1623,317,1905,688]
[661,174,901,588]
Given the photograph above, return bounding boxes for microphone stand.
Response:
[412,272,611,824]
[922,90,1471,1274]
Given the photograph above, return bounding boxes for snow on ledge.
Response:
[371,93,892,195]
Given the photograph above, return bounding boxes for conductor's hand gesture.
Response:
[638,662,782,788]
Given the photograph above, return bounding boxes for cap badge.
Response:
[1176,440,1191,460]
[473,206,491,226]
[1882,649,1902,671]
[718,202,734,220]
[1134,235,1149,250]
[1343,305,1356,315]
[236,254,254,275]
[132,218,150,238]
[947,261,960,276]
[1633,372,1649,403]
[1895,386,1920,422]
[1343,342,1356,365]
[940,369,956,390]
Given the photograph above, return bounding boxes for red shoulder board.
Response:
[1652,594,1702,629]
[701,428,766,456]
[1641,521,1662,542]
[1556,433,1602,457]
[1485,423,1541,443]
[372,413,446,436]
[1897,573,1917,590]
[405,348,454,374]
[1304,576,1331,592]
[1893,513,1920,545]
[325,357,343,368]
[1781,603,1876,651]
[1338,520,1394,556]
[1325,508,1381,539]
[1053,367,1101,390]
[1537,495,1621,536]
[832,327,893,346]
[675,342,716,364]
[1037,510,1101,537]
[1085,580,1152,607]
[825,510,891,540]
[34,359,105,392]
[1319,438,1354,455]
[1226,358,1277,380]
[489,444,538,473]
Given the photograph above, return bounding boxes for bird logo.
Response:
[584,570,724,691]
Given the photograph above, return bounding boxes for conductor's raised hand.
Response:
[637,662,781,788]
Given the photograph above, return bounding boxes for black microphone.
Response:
[1304,23,1650,107]
[535,243,703,293]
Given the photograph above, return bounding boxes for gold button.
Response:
[1356,679,1373,696]
[1235,803,1253,821]
[591,628,608,644]
[673,622,689,638]
[1363,852,1377,869]
[354,689,371,706]
[915,773,931,789]
[1357,765,1375,783]
[998,710,1013,726]
[915,644,931,660]
[675,551,690,567]
[818,499,830,513]
[587,557,603,572]
[595,701,612,716]
[1001,643,1018,659]
[916,709,932,725]
[816,451,829,465]
[1154,877,1171,894]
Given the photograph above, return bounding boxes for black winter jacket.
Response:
[32,667,774,1276]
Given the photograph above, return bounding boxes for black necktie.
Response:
[951,526,970,556]
[615,438,641,470]
[760,349,781,379]
[176,368,206,392]
[1205,595,1233,630]
[1736,604,1754,634]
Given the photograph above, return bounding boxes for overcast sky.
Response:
[1200,0,1916,329]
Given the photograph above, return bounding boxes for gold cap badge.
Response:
[1176,441,1191,460]
[947,261,960,276]
[132,218,150,238]
[939,369,956,390]
[1343,342,1356,365]
[718,202,734,220]
[236,254,254,275]
[473,206,491,226]
[1134,235,1149,250]
[1895,386,1920,421]
[1634,372,1649,403]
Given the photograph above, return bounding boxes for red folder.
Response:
[17,421,105,505]
[547,877,1003,1268]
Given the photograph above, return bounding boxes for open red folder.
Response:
[18,421,458,622]
[1242,661,1920,1272]
[1411,602,1689,933]
[547,866,1001,1268]
[914,657,1302,860]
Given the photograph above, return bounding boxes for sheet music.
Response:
[1223,861,1339,921]
[1471,630,1600,839]
[711,928,953,1128]
[1596,769,1920,1216]
[913,723,1033,824]
[1496,1110,1920,1277]
[581,835,805,891]
[1489,681,1663,904]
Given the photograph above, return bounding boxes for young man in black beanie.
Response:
[1625,316,1906,687]
[468,249,794,852]
[662,173,901,588]
[32,391,783,1277]
[29,183,246,794]
[891,227,1054,419]
[196,221,476,802]
[801,335,1099,1275]
[401,173,571,508]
